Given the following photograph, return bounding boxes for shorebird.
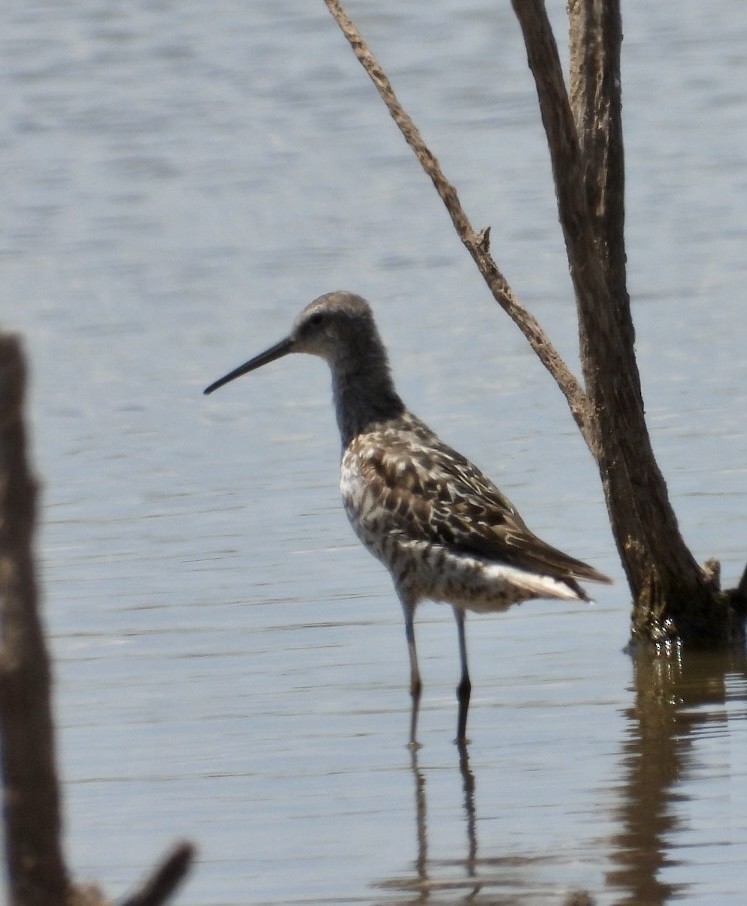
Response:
[205,291,610,743]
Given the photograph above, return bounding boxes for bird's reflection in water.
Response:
[376,737,593,905]
[376,642,747,906]
[378,740,482,903]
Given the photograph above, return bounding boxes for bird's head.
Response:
[204,291,382,395]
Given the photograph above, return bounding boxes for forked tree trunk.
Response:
[520,0,738,643]
[324,0,745,645]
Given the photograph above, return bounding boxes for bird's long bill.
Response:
[203,336,294,395]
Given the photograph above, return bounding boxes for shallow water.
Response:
[3,1,747,903]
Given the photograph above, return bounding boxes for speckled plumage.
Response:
[205,291,610,743]
[339,411,606,611]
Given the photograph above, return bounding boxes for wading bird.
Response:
[205,291,610,744]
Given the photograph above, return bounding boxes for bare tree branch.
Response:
[0,333,69,906]
[510,0,618,351]
[569,0,629,301]
[323,0,594,445]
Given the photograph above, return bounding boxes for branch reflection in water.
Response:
[607,643,747,905]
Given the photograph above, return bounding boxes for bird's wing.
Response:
[355,431,610,586]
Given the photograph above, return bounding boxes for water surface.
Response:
[3,1,747,903]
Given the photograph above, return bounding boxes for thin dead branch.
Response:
[323,0,594,445]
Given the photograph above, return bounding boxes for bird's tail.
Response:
[449,560,586,614]
[490,565,584,602]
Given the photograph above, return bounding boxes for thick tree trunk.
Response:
[513,0,740,644]
[566,0,739,642]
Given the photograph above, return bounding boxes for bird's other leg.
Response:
[400,595,422,747]
[454,607,471,743]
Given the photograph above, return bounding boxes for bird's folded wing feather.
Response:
[357,435,610,584]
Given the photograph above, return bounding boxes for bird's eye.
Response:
[308,312,324,326]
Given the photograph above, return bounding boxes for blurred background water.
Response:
[2,1,747,903]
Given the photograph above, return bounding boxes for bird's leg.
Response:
[402,599,422,747]
[454,607,471,743]
[409,689,421,750]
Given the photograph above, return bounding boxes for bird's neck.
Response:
[330,350,405,448]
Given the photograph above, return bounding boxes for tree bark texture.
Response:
[559,0,735,642]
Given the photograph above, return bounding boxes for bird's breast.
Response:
[339,438,409,565]
[340,447,379,537]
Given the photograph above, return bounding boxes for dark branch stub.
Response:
[121,842,196,906]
